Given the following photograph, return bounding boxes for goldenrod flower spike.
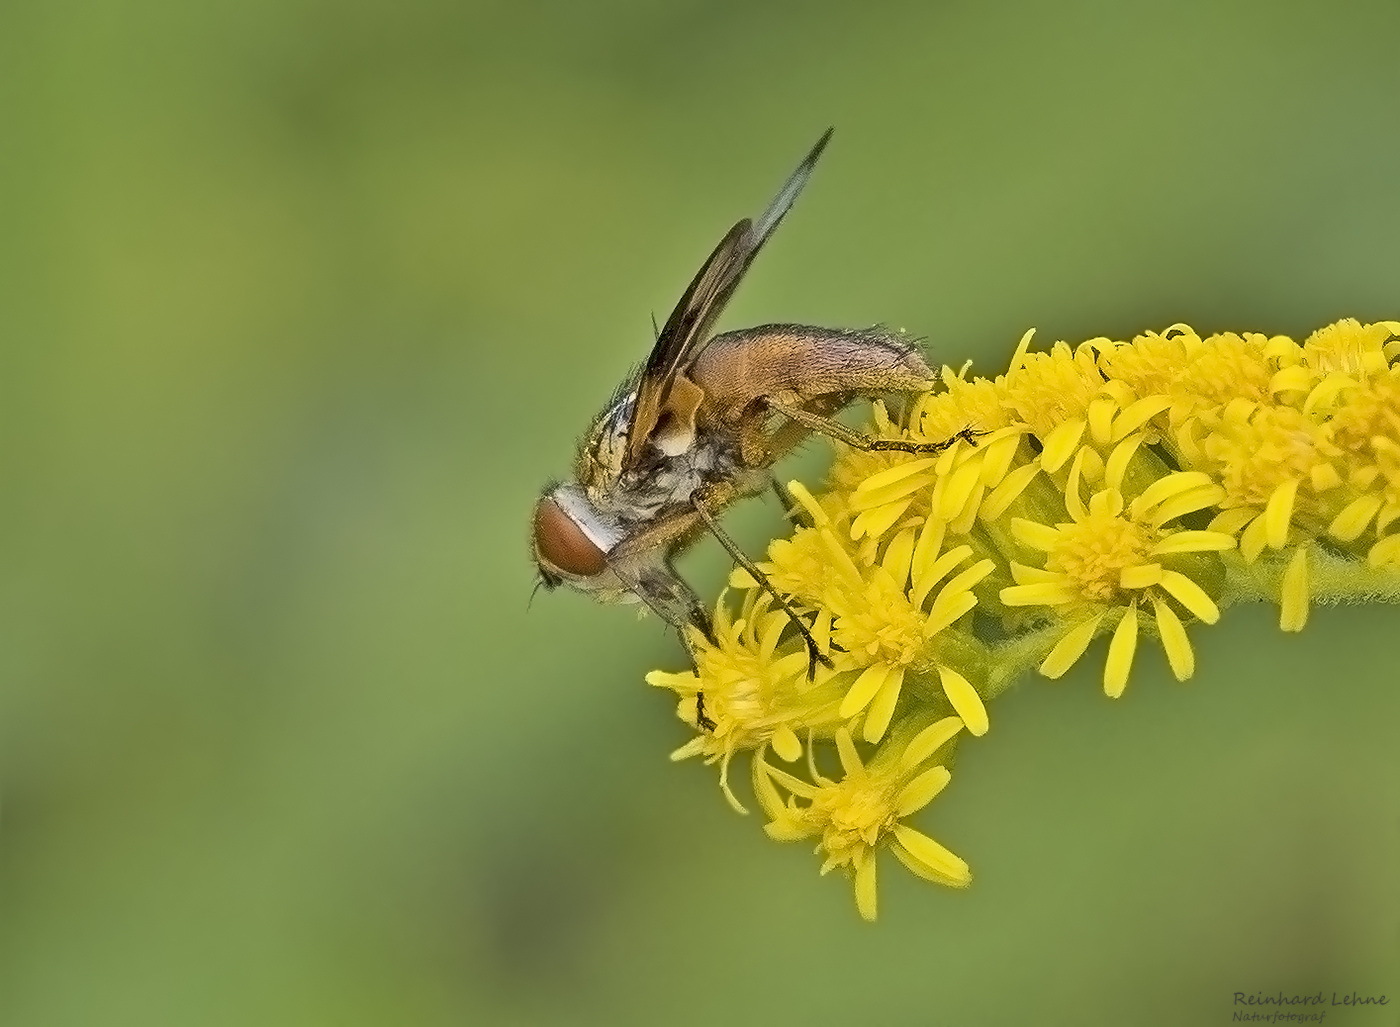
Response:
[646,317,1400,918]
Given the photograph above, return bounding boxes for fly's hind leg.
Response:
[691,490,833,680]
[767,398,987,455]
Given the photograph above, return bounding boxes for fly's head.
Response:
[530,482,630,602]
[532,386,666,602]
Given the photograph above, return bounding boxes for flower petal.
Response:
[1129,471,1217,521]
[1328,494,1383,542]
[1010,517,1064,552]
[1239,513,1269,564]
[1263,478,1299,550]
[751,754,787,819]
[891,825,972,886]
[895,766,951,816]
[1104,432,1145,491]
[1040,611,1108,678]
[882,527,918,590]
[1087,396,1118,447]
[1279,545,1309,632]
[1064,448,1088,522]
[854,851,879,921]
[1158,570,1220,624]
[1001,583,1080,606]
[839,663,891,719]
[938,460,983,521]
[1150,530,1237,555]
[900,716,964,770]
[1120,563,1162,589]
[1151,596,1194,681]
[1104,604,1139,698]
[646,669,698,690]
[1009,561,1066,585]
[771,724,803,763]
[834,727,864,778]
[924,589,978,636]
[851,457,939,506]
[1112,395,1172,441]
[862,667,906,743]
[980,461,1041,520]
[939,665,989,736]
[1039,418,1086,472]
[937,558,997,601]
[1367,533,1400,567]
[851,498,913,541]
[1149,484,1227,528]
[763,817,811,842]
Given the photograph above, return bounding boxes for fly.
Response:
[531,129,978,672]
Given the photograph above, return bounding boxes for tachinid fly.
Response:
[531,130,976,671]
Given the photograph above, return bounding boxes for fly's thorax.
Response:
[573,376,742,520]
[576,391,634,493]
[613,428,748,519]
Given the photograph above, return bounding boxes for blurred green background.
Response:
[1,1,1397,1024]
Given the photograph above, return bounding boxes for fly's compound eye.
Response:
[532,497,608,580]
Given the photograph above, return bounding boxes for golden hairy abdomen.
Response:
[688,325,935,421]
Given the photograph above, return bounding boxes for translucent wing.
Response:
[623,128,834,467]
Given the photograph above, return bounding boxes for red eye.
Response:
[533,497,608,578]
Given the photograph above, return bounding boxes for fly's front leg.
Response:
[769,476,802,526]
[690,488,834,680]
[607,554,716,733]
[606,509,716,649]
[694,691,716,732]
[621,561,718,734]
[623,561,716,648]
[766,398,986,455]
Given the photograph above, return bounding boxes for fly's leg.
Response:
[767,399,987,455]
[691,492,833,679]
[764,478,851,658]
[695,691,716,732]
[630,563,715,730]
[621,561,718,649]
[625,566,721,714]
[769,477,802,526]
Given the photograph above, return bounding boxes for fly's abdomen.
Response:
[687,325,935,421]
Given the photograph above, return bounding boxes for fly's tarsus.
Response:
[766,400,987,456]
[695,691,716,732]
[862,424,988,454]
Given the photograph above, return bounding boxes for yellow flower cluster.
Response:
[648,317,1400,920]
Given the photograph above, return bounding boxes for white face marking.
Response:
[550,484,626,555]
